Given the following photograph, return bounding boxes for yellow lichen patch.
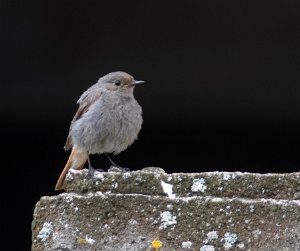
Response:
[152,239,162,249]
[77,237,87,244]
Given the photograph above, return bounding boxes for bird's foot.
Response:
[87,166,105,177]
[87,164,95,178]
[105,153,130,172]
[108,165,131,172]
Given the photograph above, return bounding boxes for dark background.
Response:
[2,0,300,249]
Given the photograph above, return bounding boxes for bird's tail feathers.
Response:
[55,147,88,191]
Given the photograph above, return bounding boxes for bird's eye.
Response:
[114,80,121,86]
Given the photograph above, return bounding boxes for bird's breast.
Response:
[72,93,143,154]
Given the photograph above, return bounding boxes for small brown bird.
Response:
[55,71,144,191]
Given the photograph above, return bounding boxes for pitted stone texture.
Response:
[32,192,300,251]
[32,170,300,250]
[65,168,300,200]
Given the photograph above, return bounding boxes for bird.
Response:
[55,71,144,191]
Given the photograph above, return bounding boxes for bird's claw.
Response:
[108,165,131,172]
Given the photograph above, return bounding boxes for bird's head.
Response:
[99,71,144,94]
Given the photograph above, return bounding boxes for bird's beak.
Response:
[132,80,145,86]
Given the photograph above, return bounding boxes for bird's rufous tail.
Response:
[55,146,88,191]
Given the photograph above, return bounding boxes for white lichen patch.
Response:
[191,178,207,193]
[203,231,218,243]
[161,180,176,199]
[94,171,104,181]
[135,176,143,182]
[252,229,262,239]
[128,219,138,225]
[181,241,192,249]
[223,173,237,180]
[122,172,132,179]
[67,169,86,181]
[200,244,215,251]
[237,242,245,249]
[225,205,232,216]
[63,193,74,203]
[167,204,174,210]
[37,222,53,242]
[112,182,118,189]
[249,205,255,213]
[66,171,74,181]
[159,211,177,229]
[223,232,238,250]
[85,235,95,245]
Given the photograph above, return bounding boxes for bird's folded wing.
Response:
[64,86,102,150]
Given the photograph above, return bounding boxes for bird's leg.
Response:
[105,153,119,167]
[87,155,95,177]
[87,155,104,178]
[105,153,130,172]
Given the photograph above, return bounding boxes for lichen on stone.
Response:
[37,222,53,242]
[191,178,207,193]
[159,211,177,229]
[223,232,238,250]
[181,240,192,249]
[200,244,215,251]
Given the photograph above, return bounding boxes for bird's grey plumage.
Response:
[55,71,144,190]
[67,71,143,155]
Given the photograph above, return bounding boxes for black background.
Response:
[2,0,300,249]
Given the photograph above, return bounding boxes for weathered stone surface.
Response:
[32,168,300,251]
[65,168,300,200]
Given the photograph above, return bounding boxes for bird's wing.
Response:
[64,86,102,150]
